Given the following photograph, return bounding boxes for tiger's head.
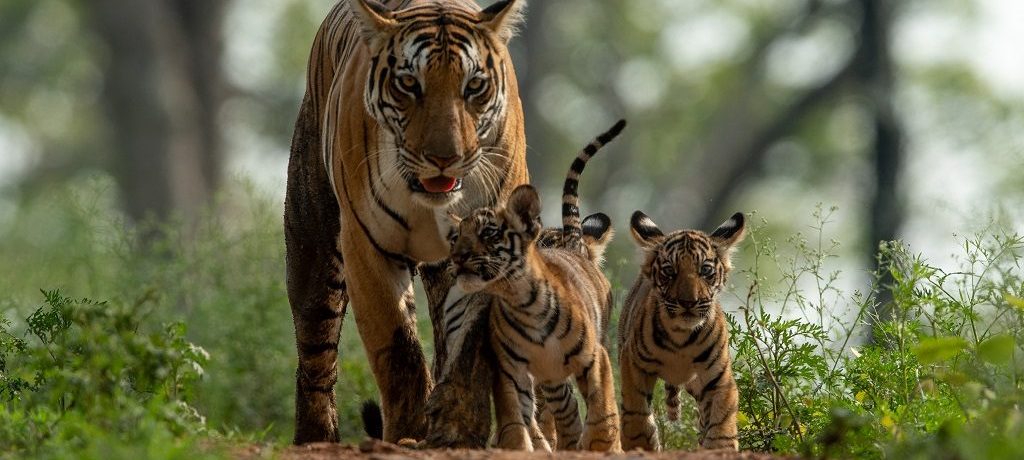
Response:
[352,0,525,207]
[630,211,746,329]
[448,185,542,292]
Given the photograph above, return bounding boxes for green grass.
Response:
[2,177,1023,458]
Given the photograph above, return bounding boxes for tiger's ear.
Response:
[710,212,746,261]
[505,184,542,239]
[630,210,664,250]
[582,213,614,265]
[478,0,526,43]
[351,0,398,48]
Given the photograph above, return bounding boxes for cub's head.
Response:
[630,211,746,329]
[449,185,541,292]
[352,0,525,207]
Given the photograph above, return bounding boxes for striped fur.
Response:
[618,211,746,451]
[529,120,623,449]
[285,0,528,444]
[449,185,620,452]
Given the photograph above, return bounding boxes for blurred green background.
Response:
[1,0,1023,456]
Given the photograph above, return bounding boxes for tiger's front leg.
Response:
[341,224,431,442]
[575,348,621,452]
[619,353,660,451]
[686,364,739,450]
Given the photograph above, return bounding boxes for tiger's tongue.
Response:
[420,176,458,193]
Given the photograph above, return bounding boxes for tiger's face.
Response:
[352,0,525,207]
[449,185,541,293]
[630,211,746,329]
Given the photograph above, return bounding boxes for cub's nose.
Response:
[450,250,468,267]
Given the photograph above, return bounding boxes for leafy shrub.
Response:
[719,206,1024,459]
[0,289,214,458]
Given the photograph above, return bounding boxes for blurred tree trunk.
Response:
[857,0,905,336]
[520,0,552,180]
[88,0,228,226]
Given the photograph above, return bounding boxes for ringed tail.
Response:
[561,119,627,247]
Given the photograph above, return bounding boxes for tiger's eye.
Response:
[466,77,486,93]
[397,75,419,93]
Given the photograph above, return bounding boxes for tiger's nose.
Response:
[425,153,459,169]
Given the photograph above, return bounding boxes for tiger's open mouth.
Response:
[409,176,464,194]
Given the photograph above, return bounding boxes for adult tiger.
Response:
[284,0,527,445]
[618,211,746,451]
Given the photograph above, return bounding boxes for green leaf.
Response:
[1005,293,1024,312]
[914,336,968,364]
[977,334,1015,365]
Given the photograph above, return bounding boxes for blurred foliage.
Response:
[0,176,377,444]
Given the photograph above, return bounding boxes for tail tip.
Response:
[610,118,627,135]
[361,399,384,440]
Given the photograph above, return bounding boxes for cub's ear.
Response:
[710,212,746,262]
[478,0,526,43]
[351,0,397,48]
[630,210,664,250]
[506,185,542,239]
[582,213,614,266]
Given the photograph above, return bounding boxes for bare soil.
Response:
[236,439,791,460]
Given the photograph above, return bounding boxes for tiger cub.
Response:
[618,211,746,451]
[448,121,625,452]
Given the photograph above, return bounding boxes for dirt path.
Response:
[239,439,789,460]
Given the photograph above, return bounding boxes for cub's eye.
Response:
[700,262,715,278]
[480,227,499,241]
[465,76,487,96]
[396,74,420,94]
[659,266,676,282]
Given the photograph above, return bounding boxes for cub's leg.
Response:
[341,226,431,442]
[539,380,582,450]
[686,364,739,450]
[576,348,621,452]
[619,353,660,451]
[421,264,494,448]
[534,388,557,447]
[491,360,549,451]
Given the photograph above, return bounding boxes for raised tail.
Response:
[562,119,627,248]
